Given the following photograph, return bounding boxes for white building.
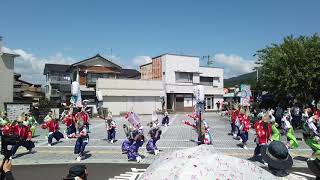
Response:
[70,53,223,115]
[141,54,224,112]
[96,79,164,115]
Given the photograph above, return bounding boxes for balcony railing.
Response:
[50,76,71,84]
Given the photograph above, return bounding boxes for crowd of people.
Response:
[0,98,319,179]
[225,103,320,178]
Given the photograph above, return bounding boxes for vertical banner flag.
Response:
[240,84,252,106]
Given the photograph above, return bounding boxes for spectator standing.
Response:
[216,101,221,111]
[291,104,302,129]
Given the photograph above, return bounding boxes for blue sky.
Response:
[1,0,319,83]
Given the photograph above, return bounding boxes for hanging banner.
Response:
[240,84,252,106]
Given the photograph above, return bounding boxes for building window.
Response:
[200,76,213,86]
[87,73,115,83]
[175,72,193,83]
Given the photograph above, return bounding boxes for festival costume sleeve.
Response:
[271,124,281,141]
[287,128,299,148]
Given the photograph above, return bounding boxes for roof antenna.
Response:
[202,55,213,66]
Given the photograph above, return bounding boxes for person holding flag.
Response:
[123,111,145,162]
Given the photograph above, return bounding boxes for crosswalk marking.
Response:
[291,172,316,178]
[108,168,146,180]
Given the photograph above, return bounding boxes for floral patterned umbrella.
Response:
[138,145,278,180]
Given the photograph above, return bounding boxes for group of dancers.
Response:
[1,102,319,164]
[228,104,320,161]
[0,105,171,163]
[120,111,169,163]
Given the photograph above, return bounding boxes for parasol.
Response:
[138,145,278,180]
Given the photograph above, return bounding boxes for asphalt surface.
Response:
[10,163,316,180]
[12,163,149,180]
[3,112,318,179]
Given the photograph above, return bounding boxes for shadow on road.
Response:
[293,156,308,162]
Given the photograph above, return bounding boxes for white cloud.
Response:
[2,47,76,84]
[213,53,256,78]
[132,56,152,66]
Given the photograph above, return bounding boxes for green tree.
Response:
[255,34,320,105]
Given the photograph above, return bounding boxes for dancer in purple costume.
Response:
[127,134,145,163]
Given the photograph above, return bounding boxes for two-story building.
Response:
[44,54,141,113]
[43,64,71,104]
[140,54,224,112]
[68,54,140,103]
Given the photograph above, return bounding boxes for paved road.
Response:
[9,113,313,167]
[12,163,149,180]
[9,164,316,180]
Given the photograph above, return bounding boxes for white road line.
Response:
[291,172,316,178]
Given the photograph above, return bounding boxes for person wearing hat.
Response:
[281,111,299,149]
[302,110,320,158]
[307,158,320,180]
[254,113,272,160]
[41,117,64,146]
[105,112,116,144]
[74,124,89,161]
[64,165,88,180]
[261,141,293,177]
[238,108,251,149]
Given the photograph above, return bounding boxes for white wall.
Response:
[199,67,224,88]
[162,54,199,85]
[96,79,164,97]
[97,79,164,115]
[0,54,15,111]
[103,96,161,115]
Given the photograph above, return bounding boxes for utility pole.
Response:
[0,36,3,53]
